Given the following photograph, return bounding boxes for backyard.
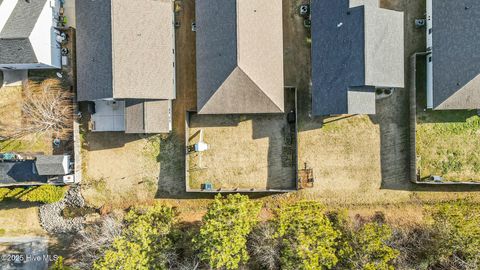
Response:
[0,85,53,154]
[187,113,296,191]
[416,110,480,182]
[80,132,163,208]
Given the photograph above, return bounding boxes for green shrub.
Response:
[0,228,5,236]
[5,188,27,199]
[351,223,399,270]
[94,204,177,270]
[19,185,67,203]
[275,201,340,270]
[193,194,262,270]
[429,200,480,269]
[49,256,72,270]
[0,188,11,201]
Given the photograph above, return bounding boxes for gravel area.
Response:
[39,185,85,234]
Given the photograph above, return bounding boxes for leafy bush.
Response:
[428,200,480,269]
[350,223,399,270]
[19,185,66,203]
[0,188,10,201]
[5,187,28,199]
[94,204,177,270]
[328,211,398,270]
[0,186,66,203]
[193,194,261,270]
[275,201,340,270]
[49,256,72,270]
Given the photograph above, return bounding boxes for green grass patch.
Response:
[0,136,52,153]
[0,185,67,204]
[417,110,480,181]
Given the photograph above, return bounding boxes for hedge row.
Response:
[0,185,67,204]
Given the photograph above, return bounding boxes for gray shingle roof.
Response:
[0,161,47,185]
[0,38,37,64]
[431,0,480,109]
[311,0,404,115]
[35,155,69,176]
[0,0,47,65]
[125,99,171,134]
[0,0,47,39]
[75,0,176,101]
[75,0,113,101]
[195,0,284,114]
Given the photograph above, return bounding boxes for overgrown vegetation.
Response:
[193,194,261,269]
[0,185,66,203]
[427,200,480,269]
[0,79,74,141]
[93,205,177,270]
[417,110,480,181]
[275,201,340,269]
[65,196,480,270]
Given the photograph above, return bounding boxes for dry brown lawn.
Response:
[0,202,46,236]
[188,114,295,190]
[296,115,409,204]
[81,133,162,208]
[0,86,53,153]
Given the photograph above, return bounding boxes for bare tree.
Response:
[0,79,74,141]
[72,216,123,269]
[248,222,281,270]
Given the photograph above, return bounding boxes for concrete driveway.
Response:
[0,237,48,270]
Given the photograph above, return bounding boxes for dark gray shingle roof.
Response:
[311,0,403,115]
[311,0,365,115]
[75,0,113,101]
[76,0,175,101]
[196,0,238,110]
[432,0,480,109]
[0,161,47,185]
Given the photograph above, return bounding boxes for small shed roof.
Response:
[35,155,70,176]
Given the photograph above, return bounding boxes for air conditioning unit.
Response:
[62,174,75,184]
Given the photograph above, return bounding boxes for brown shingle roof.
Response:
[196,0,284,114]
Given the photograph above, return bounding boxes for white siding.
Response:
[0,0,16,33]
[29,0,61,68]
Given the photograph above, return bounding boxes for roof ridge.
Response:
[199,66,283,114]
[237,66,283,112]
